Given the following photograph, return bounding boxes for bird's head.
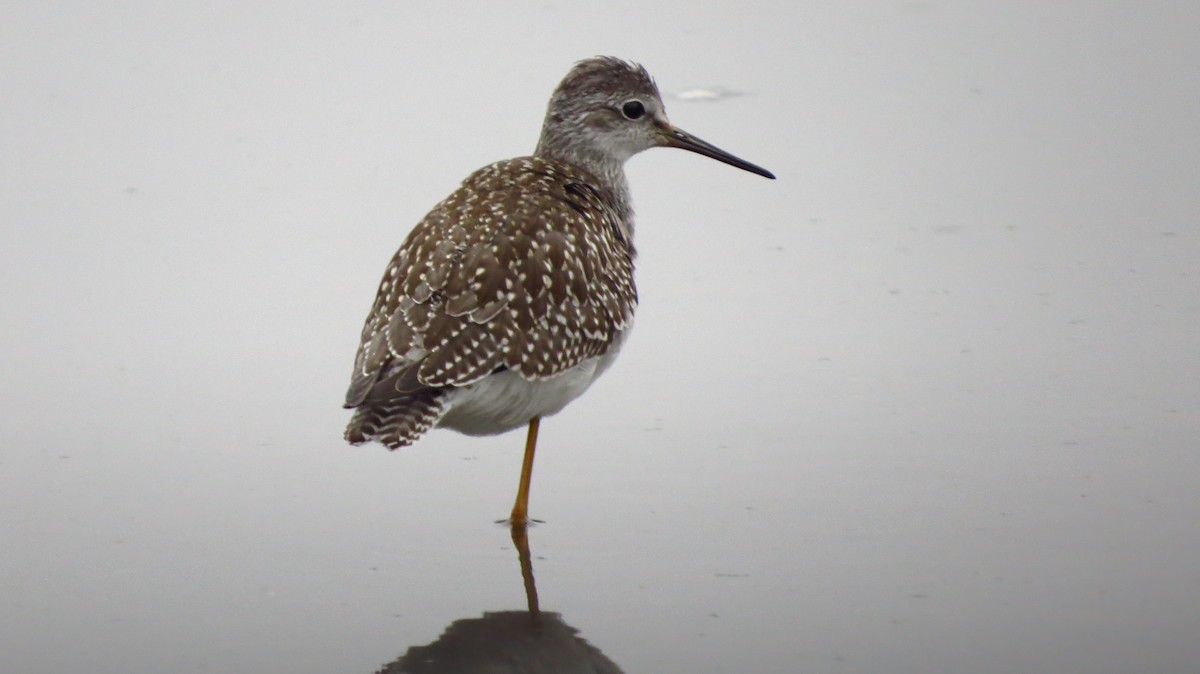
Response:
[537,57,775,180]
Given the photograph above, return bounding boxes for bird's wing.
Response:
[343,158,637,408]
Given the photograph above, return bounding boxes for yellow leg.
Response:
[508,417,540,529]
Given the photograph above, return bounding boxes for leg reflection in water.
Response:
[512,524,540,621]
[374,527,625,673]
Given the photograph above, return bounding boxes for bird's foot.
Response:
[496,515,544,530]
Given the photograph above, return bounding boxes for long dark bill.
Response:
[662,125,776,180]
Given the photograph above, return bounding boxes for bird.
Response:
[343,57,774,528]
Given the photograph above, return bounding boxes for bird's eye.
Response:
[621,100,646,120]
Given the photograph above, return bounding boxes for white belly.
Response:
[437,345,624,436]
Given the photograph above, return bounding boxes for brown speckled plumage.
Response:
[344,56,773,462]
[344,157,636,448]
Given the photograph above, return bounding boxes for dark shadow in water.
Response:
[374,527,625,673]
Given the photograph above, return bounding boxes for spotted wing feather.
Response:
[343,157,637,447]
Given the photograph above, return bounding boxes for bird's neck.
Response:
[535,137,635,239]
[537,132,630,194]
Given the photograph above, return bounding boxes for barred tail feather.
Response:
[344,391,450,450]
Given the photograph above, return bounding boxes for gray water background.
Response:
[2,3,1198,673]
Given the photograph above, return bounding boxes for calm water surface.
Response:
[2,3,1198,673]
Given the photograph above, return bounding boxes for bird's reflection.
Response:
[374,527,625,673]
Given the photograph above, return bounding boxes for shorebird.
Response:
[343,57,774,528]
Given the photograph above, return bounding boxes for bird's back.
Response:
[344,156,638,449]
